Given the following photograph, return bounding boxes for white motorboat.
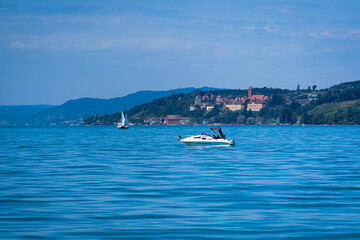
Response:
[117,111,129,129]
[179,127,235,146]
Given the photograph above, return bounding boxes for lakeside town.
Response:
[142,86,318,125]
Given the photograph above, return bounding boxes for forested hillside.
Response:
[85,80,360,125]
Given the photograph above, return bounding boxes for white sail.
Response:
[121,111,125,127]
[117,111,129,129]
[125,113,129,127]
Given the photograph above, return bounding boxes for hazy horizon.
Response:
[1,0,360,105]
[0,81,356,107]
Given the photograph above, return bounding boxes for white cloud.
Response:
[136,37,192,51]
[190,64,205,69]
[262,26,280,34]
[8,41,27,49]
[309,29,360,39]
[8,40,59,49]
[213,48,235,57]
[7,36,193,52]
[276,6,293,15]
[349,29,360,37]
[259,4,294,15]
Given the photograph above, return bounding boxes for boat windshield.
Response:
[201,133,213,137]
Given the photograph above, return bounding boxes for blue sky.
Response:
[1,0,360,105]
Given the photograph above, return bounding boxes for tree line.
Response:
[84,81,360,125]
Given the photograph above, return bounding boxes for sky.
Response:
[1,0,360,105]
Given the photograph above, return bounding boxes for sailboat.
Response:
[117,111,129,129]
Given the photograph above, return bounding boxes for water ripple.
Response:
[1,125,360,239]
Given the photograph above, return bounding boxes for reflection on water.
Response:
[1,125,360,239]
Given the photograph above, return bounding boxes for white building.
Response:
[247,102,263,112]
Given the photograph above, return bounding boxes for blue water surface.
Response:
[1,125,360,239]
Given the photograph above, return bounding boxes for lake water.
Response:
[1,125,360,239]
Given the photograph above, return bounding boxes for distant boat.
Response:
[117,111,129,129]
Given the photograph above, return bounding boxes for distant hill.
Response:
[330,80,360,90]
[304,99,360,124]
[309,99,360,115]
[0,105,55,126]
[24,87,219,126]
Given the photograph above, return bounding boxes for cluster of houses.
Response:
[144,87,271,125]
[143,87,318,125]
[144,115,191,125]
[286,93,318,106]
[190,86,269,112]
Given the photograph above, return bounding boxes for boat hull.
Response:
[180,139,235,146]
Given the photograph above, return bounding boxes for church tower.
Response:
[248,86,254,98]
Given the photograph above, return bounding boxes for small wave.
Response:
[16,145,36,149]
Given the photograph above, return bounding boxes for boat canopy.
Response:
[210,127,226,139]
